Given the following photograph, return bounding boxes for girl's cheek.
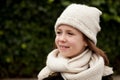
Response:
[55,37,58,44]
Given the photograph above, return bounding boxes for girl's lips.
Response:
[59,45,70,50]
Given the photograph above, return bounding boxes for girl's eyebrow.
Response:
[66,30,73,32]
[56,28,62,30]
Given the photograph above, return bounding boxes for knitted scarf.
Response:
[38,49,113,80]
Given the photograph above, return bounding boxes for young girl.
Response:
[38,3,113,80]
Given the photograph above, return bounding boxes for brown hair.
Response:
[85,37,109,66]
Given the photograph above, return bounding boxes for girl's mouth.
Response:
[59,45,70,50]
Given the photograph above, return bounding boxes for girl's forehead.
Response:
[57,24,76,30]
[57,24,82,33]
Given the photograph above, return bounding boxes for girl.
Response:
[38,4,113,80]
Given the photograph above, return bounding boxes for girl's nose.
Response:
[59,34,67,42]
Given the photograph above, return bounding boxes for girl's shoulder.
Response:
[43,72,64,80]
[102,75,113,80]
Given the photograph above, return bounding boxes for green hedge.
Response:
[0,0,120,78]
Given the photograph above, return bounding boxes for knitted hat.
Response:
[55,4,102,44]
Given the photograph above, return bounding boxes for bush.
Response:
[0,0,120,78]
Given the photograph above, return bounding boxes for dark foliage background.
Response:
[0,0,120,78]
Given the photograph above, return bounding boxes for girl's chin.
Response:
[60,52,79,58]
[59,52,72,58]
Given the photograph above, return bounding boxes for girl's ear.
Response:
[85,43,88,47]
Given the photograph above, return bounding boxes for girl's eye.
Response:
[56,31,61,35]
[68,32,74,35]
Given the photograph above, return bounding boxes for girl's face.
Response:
[55,24,87,58]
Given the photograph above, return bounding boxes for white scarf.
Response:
[38,49,113,80]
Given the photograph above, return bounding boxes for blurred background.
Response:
[0,0,120,79]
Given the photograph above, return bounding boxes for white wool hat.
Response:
[55,3,102,44]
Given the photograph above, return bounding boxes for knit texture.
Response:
[55,4,102,44]
[38,49,113,80]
